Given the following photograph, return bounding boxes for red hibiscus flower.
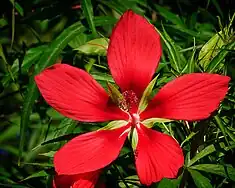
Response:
[35,10,230,187]
[53,171,101,188]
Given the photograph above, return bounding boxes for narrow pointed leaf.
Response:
[188,169,212,188]
[81,0,97,37]
[21,171,47,181]
[39,151,56,158]
[158,26,186,73]
[206,42,235,73]
[187,144,216,167]
[154,5,185,27]
[199,30,225,69]
[181,131,198,147]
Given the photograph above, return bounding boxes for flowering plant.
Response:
[35,10,230,187]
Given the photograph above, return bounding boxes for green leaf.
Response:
[225,128,235,143]
[68,33,90,49]
[55,118,78,136]
[21,162,53,167]
[199,26,235,72]
[167,24,198,37]
[9,0,24,16]
[211,0,223,18]
[158,26,186,73]
[187,144,216,167]
[154,5,185,27]
[188,39,197,73]
[181,131,198,147]
[39,151,56,158]
[205,41,235,73]
[214,115,230,146]
[188,169,212,188]
[0,145,25,156]
[93,16,117,26]
[0,184,27,188]
[40,133,79,146]
[142,118,172,128]
[0,125,19,144]
[138,75,158,113]
[2,45,47,87]
[32,118,77,151]
[0,18,8,27]
[199,30,225,68]
[118,175,140,187]
[0,44,15,83]
[75,38,109,56]
[22,45,48,72]
[84,58,96,72]
[91,72,114,83]
[21,171,47,181]
[46,108,64,120]
[81,0,97,37]
[190,164,235,181]
[99,0,123,14]
[157,176,182,188]
[99,0,145,15]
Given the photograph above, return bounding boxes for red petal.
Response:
[35,64,128,122]
[135,124,184,185]
[53,170,101,188]
[107,10,162,97]
[141,73,230,121]
[54,124,130,174]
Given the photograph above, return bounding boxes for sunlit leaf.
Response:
[20,171,47,181]
[187,144,216,167]
[191,164,235,181]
